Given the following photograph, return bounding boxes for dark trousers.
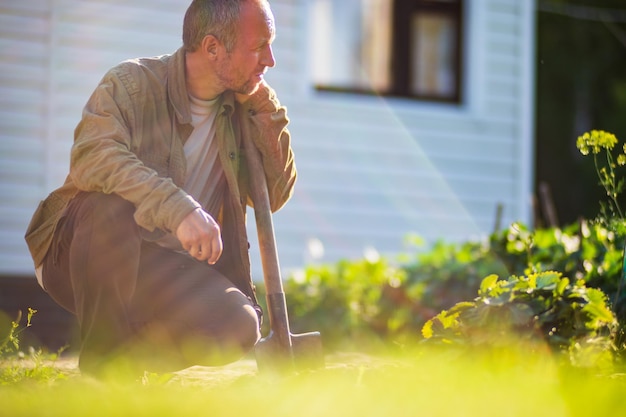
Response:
[42,192,260,375]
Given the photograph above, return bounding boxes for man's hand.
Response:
[175,208,223,264]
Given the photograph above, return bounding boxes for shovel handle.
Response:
[242,131,286,297]
[243,125,324,372]
[242,125,293,354]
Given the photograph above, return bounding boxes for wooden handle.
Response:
[242,133,285,296]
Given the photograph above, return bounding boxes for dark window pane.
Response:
[411,12,458,98]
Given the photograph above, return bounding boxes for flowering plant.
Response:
[576,130,626,235]
[577,130,626,320]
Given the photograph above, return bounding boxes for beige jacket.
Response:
[24,47,296,301]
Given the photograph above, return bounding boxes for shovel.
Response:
[243,131,324,374]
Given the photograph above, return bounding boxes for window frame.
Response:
[313,0,465,104]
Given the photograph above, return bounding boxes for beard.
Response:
[233,78,261,95]
[215,60,261,96]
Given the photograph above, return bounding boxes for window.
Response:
[310,0,464,102]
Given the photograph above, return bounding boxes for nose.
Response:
[262,44,276,68]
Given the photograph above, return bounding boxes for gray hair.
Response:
[183,0,245,53]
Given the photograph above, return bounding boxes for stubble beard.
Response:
[240,79,261,95]
[215,62,260,96]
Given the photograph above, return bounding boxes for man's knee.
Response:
[238,302,263,350]
[211,292,261,358]
[187,293,261,366]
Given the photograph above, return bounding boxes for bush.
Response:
[280,221,626,357]
[422,271,617,368]
[282,257,413,351]
[489,222,626,319]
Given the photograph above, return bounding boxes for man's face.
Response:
[216,1,276,95]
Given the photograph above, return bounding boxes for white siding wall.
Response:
[0,0,535,280]
[0,1,51,274]
[263,0,536,274]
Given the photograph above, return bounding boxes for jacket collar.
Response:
[168,47,235,125]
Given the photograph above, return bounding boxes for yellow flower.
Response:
[576,130,618,155]
[576,136,590,155]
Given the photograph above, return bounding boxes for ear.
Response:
[200,34,221,59]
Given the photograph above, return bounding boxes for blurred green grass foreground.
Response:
[1,343,625,417]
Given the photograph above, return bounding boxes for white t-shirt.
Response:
[155,94,226,251]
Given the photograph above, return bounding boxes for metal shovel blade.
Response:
[254,292,324,373]
[291,331,324,369]
[255,330,324,373]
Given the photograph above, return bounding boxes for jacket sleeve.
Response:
[69,65,200,233]
[240,81,297,212]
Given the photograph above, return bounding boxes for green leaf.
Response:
[479,274,500,296]
[439,310,460,330]
[585,287,607,305]
[555,277,569,296]
[448,301,476,315]
[582,288,616,325]
[584,304,615,327]
[535,271,562,289]
[422,320,434,339]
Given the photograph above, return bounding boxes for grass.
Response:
[1,345,626,417]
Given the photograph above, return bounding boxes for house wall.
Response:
[0,0,536,283]
[263,0,536,274]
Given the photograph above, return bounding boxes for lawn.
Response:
[2,346,625,417]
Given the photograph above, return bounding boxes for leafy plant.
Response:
[282,256,415,350]
[576,130,626,345]
[0,308,68,384]
[0,308,36,357]
[280,221,626,352]
[492,222,625,308]
[422,271,617,367]
[576,130,626,235]
[400,236,509,324]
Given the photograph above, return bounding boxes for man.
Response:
[24,0,296,377]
